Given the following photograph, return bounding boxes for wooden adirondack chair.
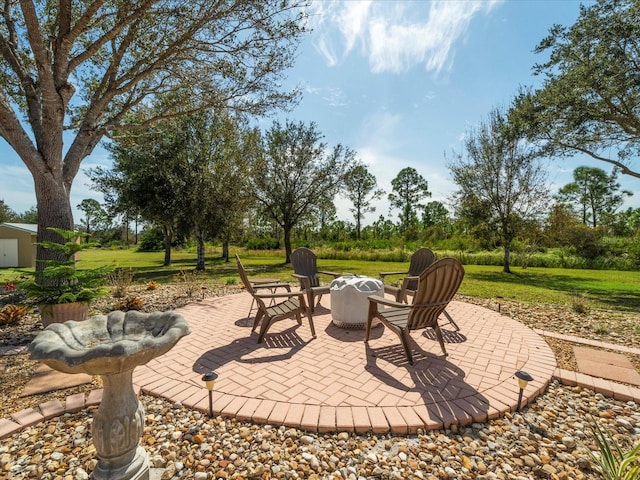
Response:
[366,258,465,365]
[379,247,459,331]
[236,254,315,343]
[290,247,341,312]
[379,247,436,302]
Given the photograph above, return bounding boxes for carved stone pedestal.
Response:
[92,370,148,480]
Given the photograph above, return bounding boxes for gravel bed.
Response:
[1,284,640,479]
[1,382,639,479]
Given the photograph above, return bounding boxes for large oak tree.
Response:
[512,0,640,179]
[0,0,307,265]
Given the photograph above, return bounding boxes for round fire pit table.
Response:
[330,275,384,329]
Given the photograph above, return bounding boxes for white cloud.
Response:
[324,87,348,107]
[310,0,501,74]
[314,36,338,66]
[304,84,322,95]
[336,0,372,54]
[302,83,348,108]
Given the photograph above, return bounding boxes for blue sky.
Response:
[1,0,638,225]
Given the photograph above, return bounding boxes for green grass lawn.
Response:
[2,247,639,312]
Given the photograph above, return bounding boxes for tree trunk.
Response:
[196,231,206,271]
[222,240,229,262]
[162,225,172,266]
[284,226,292,263]
[503,243,512,274]
[34,174,75,271]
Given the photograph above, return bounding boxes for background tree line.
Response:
[1,0,639,275]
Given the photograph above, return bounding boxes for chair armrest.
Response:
[253,282,291,292]
[401,275,419,284]
[379,271,407,280]
[255,291,306,300]
[367,295,409,309]
[292,273,312,290]
[319,270,341,278]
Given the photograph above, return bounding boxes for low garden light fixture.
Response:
[201,371,218,417]
[515,370,533,412]
[496,296,503,313]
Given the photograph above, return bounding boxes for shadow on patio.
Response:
[133,292,556,433]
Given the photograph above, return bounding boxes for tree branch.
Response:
[555,140,640,179]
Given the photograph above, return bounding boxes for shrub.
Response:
[571,292,590,314]
[113,296,145,312]
[0,304,29,326]
[174,270,203,298]
[592,322,611,335]
[137,227,165,252]
[146,281,159,291]
[569,225,606,260]
[107,268,135,298]
[246,237,279,250]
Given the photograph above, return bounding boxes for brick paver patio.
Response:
[133,292,556,433]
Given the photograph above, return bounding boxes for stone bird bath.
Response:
[29,310,191,480]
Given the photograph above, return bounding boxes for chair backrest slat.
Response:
[407,258,464,331]
[291,247,321,287]
[405,247,436,291]
[235,254,256,295]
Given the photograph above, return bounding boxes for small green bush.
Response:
[246,237,279,250]
[137,227,165,252]
[571,292,590,314]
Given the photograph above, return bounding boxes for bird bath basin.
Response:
[29,310,191,480]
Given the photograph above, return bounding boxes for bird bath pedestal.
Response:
[29,310,191,480]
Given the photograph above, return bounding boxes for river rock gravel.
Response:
[2,284,640,479]
[1,381,639,479]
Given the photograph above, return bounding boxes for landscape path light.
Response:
[202,371,218,417]
[496,296,503,313]
[515,370,533,412]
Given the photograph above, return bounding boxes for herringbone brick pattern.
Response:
[132,293,556,433]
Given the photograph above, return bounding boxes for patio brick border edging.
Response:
[2,330,639,439]
[2,367,639,440]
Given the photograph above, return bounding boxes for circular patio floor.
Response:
[133,293,556,434]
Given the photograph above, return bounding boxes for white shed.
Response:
[0,223,37,268]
